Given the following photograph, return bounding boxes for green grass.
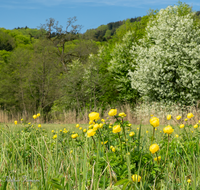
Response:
[0,117,199,189]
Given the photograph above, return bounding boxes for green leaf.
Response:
[114,179,129,186]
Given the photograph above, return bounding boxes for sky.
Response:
[1,0,200,33]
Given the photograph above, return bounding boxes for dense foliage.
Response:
[1,2,200,121]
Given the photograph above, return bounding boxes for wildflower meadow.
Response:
[0,109,200,189]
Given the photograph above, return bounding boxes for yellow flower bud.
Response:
[14,120,17,125]
[163,125,174,135]
[33,115,37,119]
[150,117,159,127]
[76,124,79,128]
[87,129,96,137]
[149,144,159,154]
[187,113,194,119]
[83,129,87,132]
[93,124,99,131]
[193,124,198,129]
[89,112,99,121]
[180,124,184,129]
[176,115,181,120]
[112,125,121,133]
[53,134,57,139]
[71,134,78,139]
[118,112,126,117]
[129,132,135,137]
[112,147,116,152]
[38,124,41,128]
[132,174,141,182]
[154,156,161,161]
[108,109,117,116]
[167,115,171,120]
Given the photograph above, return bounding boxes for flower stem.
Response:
[92,136,97,149]
[151,127,155,145]
[164,134,169,165]
[118,133,123,160]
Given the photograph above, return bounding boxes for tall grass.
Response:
[1,102,200,125]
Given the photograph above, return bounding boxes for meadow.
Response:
[0,108,200,190]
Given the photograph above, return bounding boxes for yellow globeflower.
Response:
[37,113,40,117]
[187,179,191,183]
[71,134,78,139]
[87,129,96,137]
[38,124,41,128]
[112,147,116,152]
[118,112,126,117]
[167,115,171,120]
[163,125,174,135]
[76,124,79,128]
[21,118,23,121]
[128,123,132,127]
[53,134,57,139]
[176,115,181,120]
[180,124,184,129]
[149,117,159,127]
[129,132,135,137]
[194,124,198,129]
[149,144,159,154]
[89,112,99,121]
[83,129,87,133]
[14,120,17,125]
[79,127,82,130]
[187,113,194,119]
[110,145,113,149]
[101,119,105,123]
[108,109,117,116]
[33,115,37,119]
[146,131,149,133]
[185,118,188,121]
[51,130,54,133]
[132,174,141,182]
[112,125,121,133]
[154,156,161,161]
[175,134,179,138]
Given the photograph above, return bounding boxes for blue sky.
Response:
[1,0,200,33]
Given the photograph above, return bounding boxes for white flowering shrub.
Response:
[129,4,200,105]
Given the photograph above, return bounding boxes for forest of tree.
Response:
[1,2,200,122]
